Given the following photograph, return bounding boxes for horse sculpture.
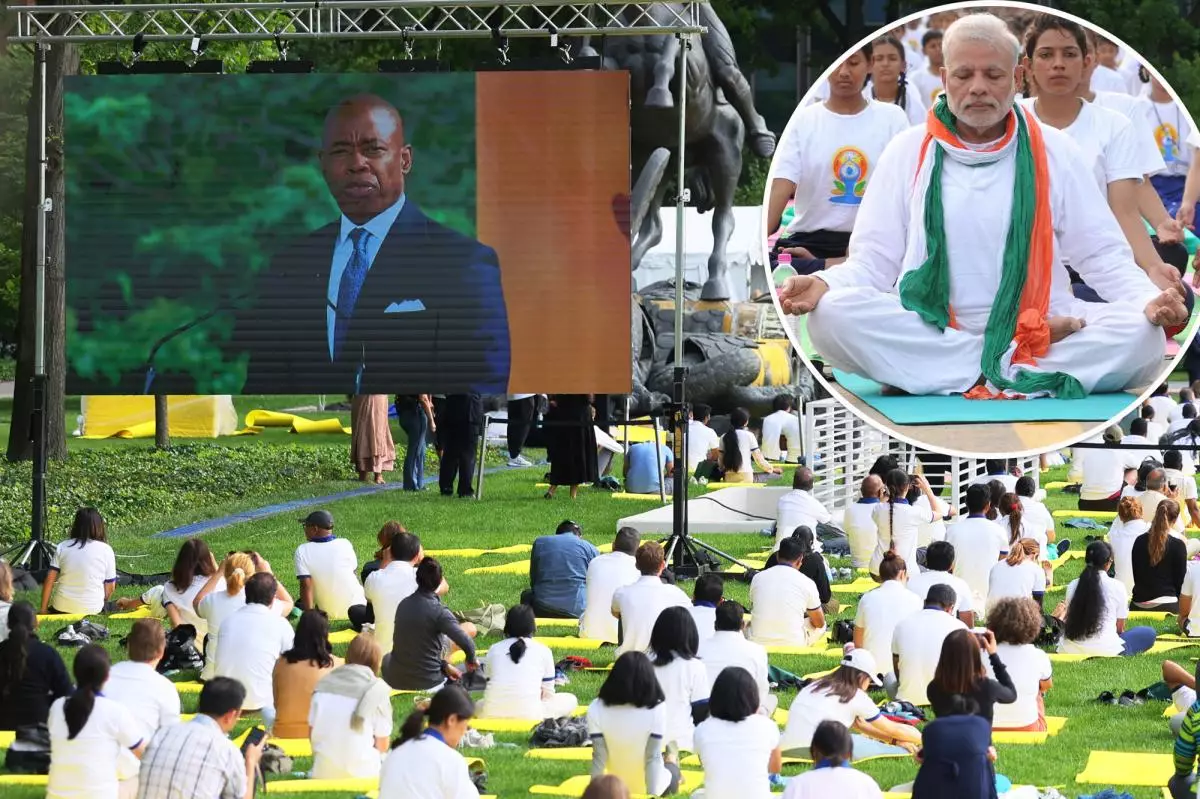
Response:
[583,5,775,301]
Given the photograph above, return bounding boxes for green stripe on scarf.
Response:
[897,99,1085,398]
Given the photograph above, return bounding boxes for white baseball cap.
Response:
[841,648,884,687]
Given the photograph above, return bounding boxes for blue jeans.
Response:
[1120,625,1157,655]
[398,406,428,491]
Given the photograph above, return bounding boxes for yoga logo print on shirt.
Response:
[830,146,869,205]
[1156,122,1180,163]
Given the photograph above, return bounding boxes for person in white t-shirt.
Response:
[363,532,426,656]
[611,542,690,656]
[1170,389,1197,424]
[214,572,296,712]
[986,597,1053,731]
[854,552,921,678]
[767,41,910,270]
[688,573,723,643]
[48,645,146,799]
[1169,403,1197,435]
[1014,476,1057,550]
[685,404,721,477]
[891,583,968,705]
[588,652,677,797]
[760,395,801,462]
[1163,449,1200,529]
[1177,564,1200,637]
[843,475,883,568]
[870,470,936,577]
[481,605,577,720]
[40,507,117,616]
[649,607,710,754]
[580,529,641,643]
[775,467,832,548]
[780,649,919,757]
[1148,75,1197,221]
[104,620,180,799]
[780,720,885,799]
[1148,384,1179,422]
[986,539,1046,614]
[1143,404,1169,443]
[748,538,826,646]
[944,485,1009,611]
[908,29,945,109]
[693,666,782,799]
[717,409,780,483]
[308,633,393,780]
[905,540,977,627]
[380,685,479,799]
[194,552,294,682]
[294,510,366,621]
[1070,426,1145,511]
[1060,540,1156,656]
[161,538,220,643]
[1109,495,1151,592]
[867,35,927,126]
[698,601,774,714]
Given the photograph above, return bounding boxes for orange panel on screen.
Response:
[476,71,632,394]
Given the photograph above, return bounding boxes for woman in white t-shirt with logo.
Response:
[693,666,781,799]
[40,508,117,617]
[1059,540,1157,656]
[767,42,910,271]
[588,652,677,796]
[193,552,294,681]
[717,409,780,484]
[870,470,936,578]
[481,605,577,720]
[649,607,710,755]
[986,539,1046,614]
[779,649,919,759]
[780,720,884,799]
[986,597,1053,732]
[161,538,220,642]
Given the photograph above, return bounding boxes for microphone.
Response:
[143,294,247,394]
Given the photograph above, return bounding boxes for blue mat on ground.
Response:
[831,370,1134,425]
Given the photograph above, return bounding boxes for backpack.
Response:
[157,624,204,673]
[831,619,856,645]
[1035,614,1065,649]
[529,717,589,748]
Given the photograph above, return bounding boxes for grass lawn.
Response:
[1,442,1194,798]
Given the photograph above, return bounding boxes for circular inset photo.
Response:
[765,1,1200,457]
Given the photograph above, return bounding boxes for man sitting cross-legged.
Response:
[779,12,1187,399]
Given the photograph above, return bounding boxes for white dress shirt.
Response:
[214,603,295,710]
[611,575,690,656]
[364,560,418,655]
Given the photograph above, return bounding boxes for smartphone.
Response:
[242,726,267,749]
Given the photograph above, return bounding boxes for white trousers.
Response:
[808,288,1165,396]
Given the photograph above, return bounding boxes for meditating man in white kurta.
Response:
[778,13,1189,399]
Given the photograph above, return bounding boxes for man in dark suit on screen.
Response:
[237,93,510,394]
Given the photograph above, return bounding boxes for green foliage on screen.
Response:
[64,73,476,393]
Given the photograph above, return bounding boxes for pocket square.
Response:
[385,300,426,314]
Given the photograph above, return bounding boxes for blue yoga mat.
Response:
[831,370,1135,425]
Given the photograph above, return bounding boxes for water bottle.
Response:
[773,252,797,290]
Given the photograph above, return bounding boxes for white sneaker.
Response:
[517,455,534,466]
[507,458,524,467]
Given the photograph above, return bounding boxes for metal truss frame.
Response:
[10,1,706,44]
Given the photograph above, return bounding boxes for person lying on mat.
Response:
[382,558,478,691]
[479,604,577,721]
[777,12,1187,399]
[779,648,919,759]
[308,633,392,781]
[522,520,600,619]
[748,537,827,647]
[1056,540,1157,656]
[778,719,885,799]
[692,667,784,798]
[380,685,480,799]
[986,597,1053,732]
[580,528,641,644]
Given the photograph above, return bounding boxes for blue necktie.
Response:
[333,227,370,359]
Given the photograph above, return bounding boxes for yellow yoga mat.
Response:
[612,493,670,501]
[530,771,704,798]
[802,667,837,680]
[1150,640,1200,654]
[536,618,581,629]
[38,613,87,623]
[773,707,789,726]
[703,482,770,489]
[464,559,531,576]
[0,730,13,748]
[243,409,351,435]
[831,577,879,594]
[1129,610,1176,620]
[236,731,312,758]
[525,747,593,761]
[1052,510,1116,520]
[533,636,609,651]
[1076,750,1173,785]
[470,707,587,733]
[0,775,48,786]
[173,680,205,694]
[110,606,153,619]
[764,643,841,657]
[449,648,488,664]
[1044,481,1069,490]
[265,778,376,794]
[328,629,358,645]
[991,716,1067,745]
[1048,653,1103,663]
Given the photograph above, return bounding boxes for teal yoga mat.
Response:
[831,370,1134,425]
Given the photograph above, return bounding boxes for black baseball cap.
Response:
[300,510,334,529]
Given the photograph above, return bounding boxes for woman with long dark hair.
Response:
[47,644,145,799]
[1061,540,1157,655]
[544,394,599,500]
[779,649,919,758]
[649,607,709,756]
[1131,499,1188,612]
[718,408,780,483]
[693,667,782,799]
[870,469,935,578]
[272,609,339,738]
[40,508,117,616]
[588,652,677,797]
[777,720,884,797]
[378,685,478,798]
[162,538,219,640]
[481,604,577,719]
[926,629,1016,723]
[868,35,926,125]
[0,602,72,773]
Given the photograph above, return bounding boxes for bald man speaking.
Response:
[238,94,510,394]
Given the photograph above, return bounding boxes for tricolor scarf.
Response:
[897,96,1086,400]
